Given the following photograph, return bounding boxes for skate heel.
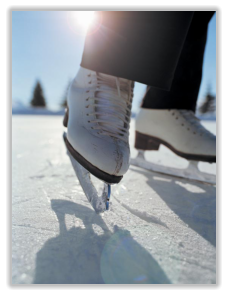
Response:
[135,131,160,151]
[63,107,69,127]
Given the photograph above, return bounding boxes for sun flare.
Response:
[72,11,95,30]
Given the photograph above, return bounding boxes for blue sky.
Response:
[12,11,216,111]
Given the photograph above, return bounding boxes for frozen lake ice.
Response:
[12,116,216,284]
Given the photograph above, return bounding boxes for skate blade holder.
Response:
[130,150,216,185]
[64,141,111,213]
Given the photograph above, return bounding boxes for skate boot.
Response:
[131,108,216,184]
[63,67,134,212]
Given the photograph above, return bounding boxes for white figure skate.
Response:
[131,109,216,184]
[63,67,133,212]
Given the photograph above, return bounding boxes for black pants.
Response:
[142,12,215,111]
[81,11,215,111]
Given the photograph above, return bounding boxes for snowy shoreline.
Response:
[12,107,215,121]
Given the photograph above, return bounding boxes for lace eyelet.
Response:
[88,81,92,84]
[86,90,90,93]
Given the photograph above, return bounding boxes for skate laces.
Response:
[87,73,133,143]
[179,110,214,137]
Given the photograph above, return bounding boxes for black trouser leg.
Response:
[81,12,193,90]
[141,12,215,112]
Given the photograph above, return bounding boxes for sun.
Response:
[67,11,102,35]
[71,11,95,31]
[76,11,95,29]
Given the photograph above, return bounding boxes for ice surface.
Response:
[12,116,216,284]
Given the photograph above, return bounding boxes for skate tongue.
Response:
[98,73,129,85]
[179,110,214,137]
[95,73,130,136]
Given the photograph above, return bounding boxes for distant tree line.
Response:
[30,80,71,108]
[60,81,71,108]
[30,80,216,115]
[198,85,216,114]
[30,81,46,107]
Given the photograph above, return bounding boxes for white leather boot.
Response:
[135,108,216,163]
[63,67,134,184]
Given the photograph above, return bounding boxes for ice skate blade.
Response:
[63,132,111,213]
[130,151,216,185]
